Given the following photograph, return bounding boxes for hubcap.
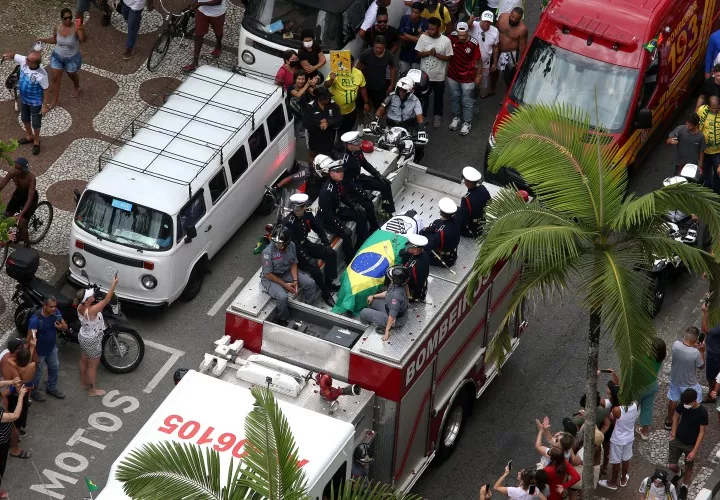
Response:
[443,405,463,448]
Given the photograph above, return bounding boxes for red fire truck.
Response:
[223,153,527,491]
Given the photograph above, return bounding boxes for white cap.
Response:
[439,197,457,215]
[341,131,362,145]
[406,234,428,248]
[462,166,482,183]
[289,193,309,207]
[481,10,494,22]
[82,288,94,303]
[456,21,469,32]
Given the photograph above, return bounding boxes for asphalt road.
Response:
[3,0,709,498]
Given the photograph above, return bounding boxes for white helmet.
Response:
[395,77,414,94]
[313,154,335,175]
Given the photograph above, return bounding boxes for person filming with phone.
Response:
[28,296,68,401]
[493,462,550,499]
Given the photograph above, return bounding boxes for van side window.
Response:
[322,462,347,500]
[177,190,206,242]
[248,126,268,161]
[209,169,228,204]
[267,105,286,141]
[229,145,249,183]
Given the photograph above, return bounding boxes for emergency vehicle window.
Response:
[267,105,286,141]
[229,145,249,183]
[249,125,268,161]
[322,462,347,499]
[208,169,228,205]
[639,59,659,110]
[177,190,206,242]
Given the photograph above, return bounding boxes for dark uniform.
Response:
[303,99,341,156]
[343,149,395,212]
[281,209,338,297]
[457,184,491,237]
[421,216,460,267]
[400,247,430,302]
[317,178,369,263]
[282,161,324,204]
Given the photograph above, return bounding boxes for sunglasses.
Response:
[63,16,72,20]
[376,20,388,24]
[481,32,486,42]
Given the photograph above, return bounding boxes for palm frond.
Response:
[239,387,308,500]
[633,235,715,276]
[580,248,656,402]
[488,103,626,228]
[115,441,225,500]
[330,477,423,500]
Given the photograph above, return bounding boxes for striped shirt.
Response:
[447,33,481,83]
[0,407,11,444]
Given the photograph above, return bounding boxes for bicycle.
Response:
[147,7,196,72]
[0,200,54,268]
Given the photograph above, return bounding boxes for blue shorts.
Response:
[20,102,42,129]
[667,382,703,402]
[51,51,82,73]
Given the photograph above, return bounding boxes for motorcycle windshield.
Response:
[75,190,174,251]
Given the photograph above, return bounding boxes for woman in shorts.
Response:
[37,8,86,108]
[76,274,118,397]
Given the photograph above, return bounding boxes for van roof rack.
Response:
[98,64,281,198]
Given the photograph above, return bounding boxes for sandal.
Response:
[32,144,40,155]
[211,48,221,58]
[597,479,617,490]
[10,449,31,459]
[620,474,630,487]
[636,427,650,440]
[17,137,32,145]
[0,488,8,499]
[70,86,80,98]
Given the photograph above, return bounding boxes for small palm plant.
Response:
[469,103,720,497]
[116,386,421,500]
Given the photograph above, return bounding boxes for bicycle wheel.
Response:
[28,201,53,245]
[182,12,196,38]
[147,32,172,72]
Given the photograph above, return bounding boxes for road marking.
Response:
[207,276,244,316]
[143,340,185,394]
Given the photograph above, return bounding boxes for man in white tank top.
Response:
[598,377,638,490]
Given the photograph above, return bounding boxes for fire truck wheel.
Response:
[438,391,471,461]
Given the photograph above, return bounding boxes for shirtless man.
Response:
[0,158,38,248]
[492,7,528,89]
[0,338,32,459]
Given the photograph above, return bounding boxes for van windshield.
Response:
[243,0,365,50]
[75,191,174,251]
[510,38,639,132]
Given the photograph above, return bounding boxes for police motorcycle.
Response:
[647,163,702,317]
[8,248,145,373]
[404,68,432,117]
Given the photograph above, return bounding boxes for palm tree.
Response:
[116,386,421,500]
[469,103,720,497]
[0,138,17,166]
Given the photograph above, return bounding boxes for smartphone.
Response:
[529,485,536,494]
[600,369,613,373]
[75,18,82,30]
[507,460,513,471]
[699,332,706,343]
[115,271,118,279]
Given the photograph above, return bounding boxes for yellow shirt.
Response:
[699,104,720,154]
[421,4,452,33]
[329,68,366,115]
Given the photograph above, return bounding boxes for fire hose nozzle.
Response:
[342,384,361,396]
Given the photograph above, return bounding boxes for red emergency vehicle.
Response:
[485,0,720,188]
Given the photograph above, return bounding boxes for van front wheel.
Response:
[180,260,205,301]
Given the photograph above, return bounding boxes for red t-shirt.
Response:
[543,460,580,500]
[275,65,295,91]
[447,33,481,83]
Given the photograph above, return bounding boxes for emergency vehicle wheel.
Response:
[648,274,666,319]
[438,393,470,460]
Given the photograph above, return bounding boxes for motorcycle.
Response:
[9,248,145,373]
[647,163,702,317]
[364,122,429,165]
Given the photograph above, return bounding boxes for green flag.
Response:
[332,230,408,316]
[85,477,99,492]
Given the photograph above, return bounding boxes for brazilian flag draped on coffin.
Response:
[332,230,408,316]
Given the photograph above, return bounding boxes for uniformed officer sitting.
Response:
[317,159,371,263]
[421,197,461,267]
[372,77,425,132]
[457,166,491,237]
[399,234,430,302]
[282,193,340,307]
[276,160,324,204]
[341,131,395,213]
[260,226,319,326]
[360,265,410,341]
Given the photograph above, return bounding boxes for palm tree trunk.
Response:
[582,310,601,498]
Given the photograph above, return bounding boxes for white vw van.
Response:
[68,65,295,306]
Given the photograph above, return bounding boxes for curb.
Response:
[697,452,720,499]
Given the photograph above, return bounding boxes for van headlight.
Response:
[241,50,255,65]
[72,252,86,268]
[141,275,157,290]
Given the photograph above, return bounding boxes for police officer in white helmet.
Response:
[457,166,491,237]
[420,197,461,267]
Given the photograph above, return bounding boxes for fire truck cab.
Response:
[486,0,720,189]
[224,150,527,491]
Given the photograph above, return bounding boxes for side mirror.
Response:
[184,225,198,243]
[635,108,652,129]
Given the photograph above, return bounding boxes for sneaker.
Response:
[31,391,46,402]
[328,283,341,293]
[459,122,471,136]
[664,419,673,430]
[322,294,335,307]
[18,428,27,438]
[123,47,134,60]
[679,485,688,500]
[101,12,112,26]
[211,48,222,58]
[45,388,65,399]
[433,115,442,128]
[183,63,198,73]
[448,117,460,131]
